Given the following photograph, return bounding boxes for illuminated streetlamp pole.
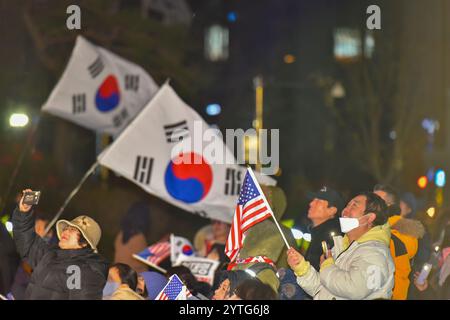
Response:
[253,75,263,172]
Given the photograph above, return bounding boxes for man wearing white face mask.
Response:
[287,192,395,300]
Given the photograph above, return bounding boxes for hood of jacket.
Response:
[388,215,425,239]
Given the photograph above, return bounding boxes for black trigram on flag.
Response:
[125,75,139,91]
[163,120,189,143]
[112,108,130,128]
[224,168,242,195]
[133,156,154,185]
[88,56,104,78]
[72,94,86,114]
[193,210,208,218]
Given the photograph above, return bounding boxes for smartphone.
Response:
[416,263,432,285]
[23,191,41,206]
[322,241,330,259]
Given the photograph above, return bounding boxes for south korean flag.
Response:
[41,35,159,136]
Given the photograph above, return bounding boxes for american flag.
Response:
[155,274,192,300]
[225,167,273,262]
[135,241,170,265]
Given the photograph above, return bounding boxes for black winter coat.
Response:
[12,208,108,300]
[0,222,19,295]
[305,217,342,271]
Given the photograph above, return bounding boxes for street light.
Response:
[435,169,446,187]
[9,113,29,127]
[283,54,296,64]
[205,103,221,116]
[330,81,346,99]
[427,207,436,218]
[417,176,428,189]
[253,76,263,172]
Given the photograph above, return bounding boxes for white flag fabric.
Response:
[42,35,159,136]
[98,83,275,223]
[174,255,220,286]
[170,234,196,264]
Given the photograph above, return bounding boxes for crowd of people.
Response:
[1,183,450,300]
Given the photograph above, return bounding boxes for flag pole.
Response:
[247,166,291,249]
[170,233,174,263]
[43,161,99,236]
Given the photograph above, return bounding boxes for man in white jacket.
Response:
[287,192,395,300]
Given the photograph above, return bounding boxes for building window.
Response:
[333,28,362,62]
[204,25,229,62]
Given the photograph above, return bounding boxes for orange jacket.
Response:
[388,215,425,300]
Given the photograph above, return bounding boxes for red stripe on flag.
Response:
[236,205,242,247]
[148,242,170,265]
[230,213,236,251]
[242,213,271,233]
[242,205,268,223]
[242,198,264,214]
[225,205,242,262]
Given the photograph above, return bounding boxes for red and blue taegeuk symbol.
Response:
[95,75,120,112]
[182,244,194,256]
[164,152,213,204]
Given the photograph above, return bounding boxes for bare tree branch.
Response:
[22,0,61,75]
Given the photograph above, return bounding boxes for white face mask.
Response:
[339,215,371,233]
[339,217,360,233]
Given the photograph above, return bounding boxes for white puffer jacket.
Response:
[295,224,395,300]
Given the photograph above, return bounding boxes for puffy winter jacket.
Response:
[388,215,425,300]
[12,208,108,300]
[293,224,395,300]
[0,221,20,295]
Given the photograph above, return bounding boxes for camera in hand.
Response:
[23,191,41,206]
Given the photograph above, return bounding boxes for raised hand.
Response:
[287,247,304,269]
[19,189,33,213]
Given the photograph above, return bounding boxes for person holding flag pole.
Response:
[225,166,290,259]
[225,167,295,294]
